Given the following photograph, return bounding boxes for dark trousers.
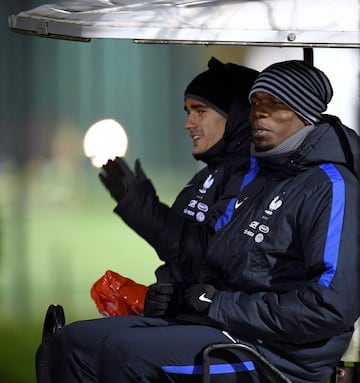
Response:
[41,315,264,383]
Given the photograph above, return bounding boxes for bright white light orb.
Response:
[83,119,128,167]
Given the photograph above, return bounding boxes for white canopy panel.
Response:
[8,0,360,46]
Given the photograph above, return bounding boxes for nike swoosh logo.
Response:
[235,197,248,209]
[199,293,212,303]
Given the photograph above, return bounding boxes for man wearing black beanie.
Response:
[96,57,259,288]
[101,57,259,222]
[35,57,261,382]
[172,57,259,224]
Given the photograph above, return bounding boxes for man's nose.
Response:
[250,104,268,119]
[184,114,196,129]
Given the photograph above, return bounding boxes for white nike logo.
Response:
[199,293,212,303]
[235,197,248,209]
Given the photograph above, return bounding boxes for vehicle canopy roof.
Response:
[8,0,360,47]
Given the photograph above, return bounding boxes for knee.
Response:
[100,333,129,364]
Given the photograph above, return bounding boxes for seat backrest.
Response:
[341,318,360,362]
[330,319,360,383]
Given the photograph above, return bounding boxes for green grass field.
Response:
[0,161,188,382]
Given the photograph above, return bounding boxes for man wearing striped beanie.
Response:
[248,60,335,154]
[207,59,360,382]
[250,60,333,125]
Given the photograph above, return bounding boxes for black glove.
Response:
[99,157,147,202]
[143,283,184,317]
[184,284,216,313]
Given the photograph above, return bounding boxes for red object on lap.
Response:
[91,270,148,316]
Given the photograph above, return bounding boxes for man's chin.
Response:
[254,144,274,152]
[192,148,205,155]
[254,143,276,152]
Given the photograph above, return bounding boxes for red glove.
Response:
[91,270,148,316]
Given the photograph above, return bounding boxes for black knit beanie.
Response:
[185,57,259,118]
[248,60,333,124]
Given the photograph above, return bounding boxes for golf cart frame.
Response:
[8,1,360,382]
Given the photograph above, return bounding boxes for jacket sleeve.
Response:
[113,179,213,281]
[207,167,359,344]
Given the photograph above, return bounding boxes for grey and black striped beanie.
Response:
[248,60,333,124]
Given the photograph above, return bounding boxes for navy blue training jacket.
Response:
[115,114,359,382]
[198,116,360,383]
[115,94,258,283]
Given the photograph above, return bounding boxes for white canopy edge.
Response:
[8,0,360,46]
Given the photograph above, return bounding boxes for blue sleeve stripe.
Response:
[241,155,259,189]
[214,155,259,232]
[318,164,345,287]
[161,361,255,375]
[214,198,237,232]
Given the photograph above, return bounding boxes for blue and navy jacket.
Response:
[115,114,359,382]
[198,116,360,383]
[115,94,259,283]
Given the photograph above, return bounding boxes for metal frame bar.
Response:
[202,343,294,383]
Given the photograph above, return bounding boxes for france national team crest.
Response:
[199,174,214,194]
[243,194,283,243]
[264,196,282,215]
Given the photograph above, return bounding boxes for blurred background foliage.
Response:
[1,1,358,382]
